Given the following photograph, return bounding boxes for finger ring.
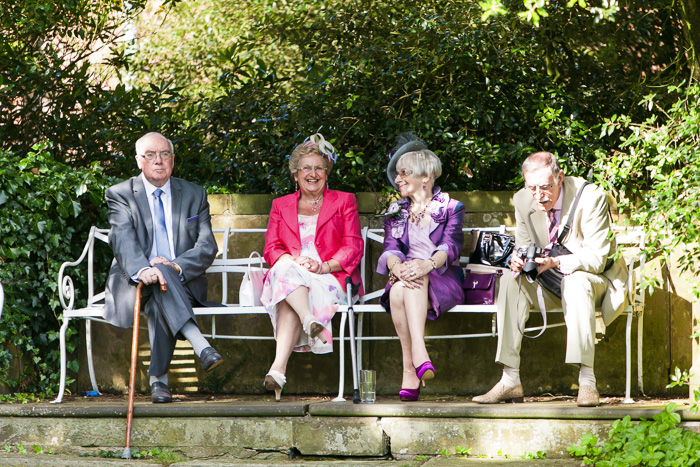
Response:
[411,272,415,277]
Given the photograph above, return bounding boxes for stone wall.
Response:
[78,192,693,398]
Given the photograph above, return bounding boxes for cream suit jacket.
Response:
[513,176,628,324]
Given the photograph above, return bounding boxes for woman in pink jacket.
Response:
[261,134,364,401]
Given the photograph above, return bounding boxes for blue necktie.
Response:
[153,189,171,260]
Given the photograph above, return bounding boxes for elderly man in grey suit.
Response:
[104,132,222,403]
[473,151,628,407]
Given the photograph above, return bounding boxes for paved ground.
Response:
[0,452,583,466]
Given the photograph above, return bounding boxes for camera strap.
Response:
[517,180,591,338]
[516,274,549,338]
[555,181,590,245]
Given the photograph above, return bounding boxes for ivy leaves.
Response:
[569,404,700,467]
[0,142,114,394]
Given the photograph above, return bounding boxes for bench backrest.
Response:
[58,224,645,314]
[359,225,646,313]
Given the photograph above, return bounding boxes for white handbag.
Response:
[239,251,265,306]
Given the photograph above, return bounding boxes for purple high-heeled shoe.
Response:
[415,361,435,386]
[399,386,420,402]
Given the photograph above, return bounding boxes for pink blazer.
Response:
[264,187,364,295]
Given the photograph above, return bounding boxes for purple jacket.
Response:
[377,187,465,319]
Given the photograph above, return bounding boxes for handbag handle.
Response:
[247,251,264,273]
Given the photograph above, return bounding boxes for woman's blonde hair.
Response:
[396,149,442,180]
[288,134,336,176]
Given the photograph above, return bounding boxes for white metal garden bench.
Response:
[52,227,362,403]
[53,224,645,404]
[350,225,646,403]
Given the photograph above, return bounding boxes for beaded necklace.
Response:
[408,204,429,224]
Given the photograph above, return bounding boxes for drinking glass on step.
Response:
[360,370,377,403]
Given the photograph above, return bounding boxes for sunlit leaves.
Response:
[595,83,700,296]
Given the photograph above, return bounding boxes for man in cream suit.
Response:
[473,151,628,407]
[104,132,222,403]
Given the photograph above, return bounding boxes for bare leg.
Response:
[390,278,430,389]
[284,286,313,322]
[268,300,302,375]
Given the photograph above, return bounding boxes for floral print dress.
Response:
[261,214,345,353]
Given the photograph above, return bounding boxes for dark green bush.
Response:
[0,143,115,394]
[131,0,682,193]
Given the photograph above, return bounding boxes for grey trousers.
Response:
[142,264,198,377]
[495,270,608,369]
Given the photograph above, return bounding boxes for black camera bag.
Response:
[536,182,590,298]
[537,244,571,298]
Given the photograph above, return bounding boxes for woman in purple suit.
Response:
[377,134,465,401]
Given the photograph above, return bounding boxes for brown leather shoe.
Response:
[472,381,524,404]
[577,384,600,407]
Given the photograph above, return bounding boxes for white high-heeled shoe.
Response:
[302,314,327,344]
[264,370,286,402]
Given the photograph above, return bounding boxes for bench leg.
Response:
[85,320,100,394]
[637,312,644,396]
[333,312,348,402]
[622,311,634,404]
[50,317,71,404]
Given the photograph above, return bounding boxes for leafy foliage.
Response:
[0,143,115,394]
[568,403,700,466]
[0,0,194,179]
[595,83,700,296]
[128,0,681,193]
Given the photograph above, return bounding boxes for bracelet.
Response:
[389,270,398,286]
[324,261,331,274]
[429,258,438,271]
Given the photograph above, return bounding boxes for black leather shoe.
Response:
[200,346,223,372]
[150,382,172,403]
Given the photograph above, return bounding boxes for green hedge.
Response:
[0,143,115,395]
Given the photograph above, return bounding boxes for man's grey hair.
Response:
[135,132,174,155]
[521,151,561,178]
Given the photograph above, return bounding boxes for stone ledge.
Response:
[307,400,682,421]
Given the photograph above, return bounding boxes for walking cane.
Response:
[122,280,167,459]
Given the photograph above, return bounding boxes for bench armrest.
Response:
[58,226,109,311]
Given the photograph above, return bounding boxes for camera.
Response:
[517,243,545,283]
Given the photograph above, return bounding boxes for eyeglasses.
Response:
[395,170,414,180]
[139,151,174,161]
[299,165,326,173]
[525,182,555,193]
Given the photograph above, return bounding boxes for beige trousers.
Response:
[495,270,608,369]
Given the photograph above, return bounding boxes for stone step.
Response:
[0,453,583,466]
[0,396,691,462]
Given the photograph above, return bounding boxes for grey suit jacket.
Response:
[513,176,629,325]
[103,175,218,328]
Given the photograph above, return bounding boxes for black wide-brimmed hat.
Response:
[386,133,428,190]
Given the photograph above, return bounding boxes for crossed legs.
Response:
[266,286,325,400]
[389,277,431,390]
[268,287,311,375]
